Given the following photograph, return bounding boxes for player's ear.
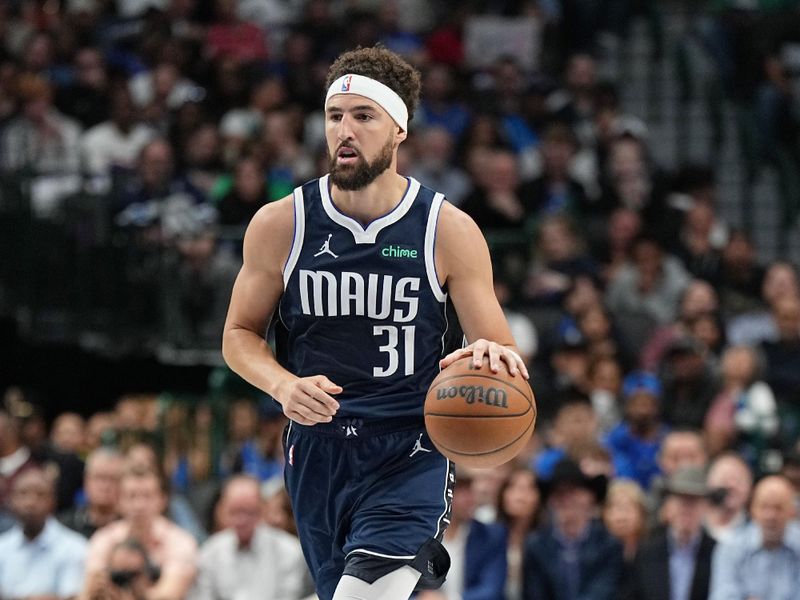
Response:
[395,126,407,144]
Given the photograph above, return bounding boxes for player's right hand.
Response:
[276,375,341,425]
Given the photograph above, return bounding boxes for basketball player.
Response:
[222,47,528,600]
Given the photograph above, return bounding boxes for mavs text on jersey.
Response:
[278,174,450,418]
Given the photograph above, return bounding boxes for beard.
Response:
[329,135,394,191]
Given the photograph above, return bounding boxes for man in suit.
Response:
[523,458,623,600]
[628,466,716,600]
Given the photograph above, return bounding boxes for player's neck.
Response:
[330,169,408,227]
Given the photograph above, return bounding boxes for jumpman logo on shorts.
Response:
[409,433,432,457]
[314,233,338,258]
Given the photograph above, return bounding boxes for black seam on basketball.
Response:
[424,404,532,418]
[432,373,533,408]
[430,414,535,457]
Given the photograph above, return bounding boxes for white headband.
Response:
[325,73,409,131]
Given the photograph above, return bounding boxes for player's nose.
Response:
[336,114,355,141]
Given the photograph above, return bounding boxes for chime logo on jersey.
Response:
[298,269,420,320]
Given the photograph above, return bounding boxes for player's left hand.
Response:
[439,339,529,379]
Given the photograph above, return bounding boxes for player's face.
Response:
[325,94,403,190]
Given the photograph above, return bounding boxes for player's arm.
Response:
[221,198,340,425]
[435,202,529,379]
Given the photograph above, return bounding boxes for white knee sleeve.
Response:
[331,565,422,600]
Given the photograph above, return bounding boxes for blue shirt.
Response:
[668,530,701,600]
[605,423,669,490]
[710,521,800,600]
[0,517,88,598]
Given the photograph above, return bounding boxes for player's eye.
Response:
[355,113,372,121]
[329,113,343,122]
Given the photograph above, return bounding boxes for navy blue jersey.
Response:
[278,175,450,418]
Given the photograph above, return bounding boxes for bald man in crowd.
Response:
[191,475,308,600]
[710,475,800,600]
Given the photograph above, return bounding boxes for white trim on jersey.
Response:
[434,457,452,540]
[344,549,417,561]
[424,192,447,303]
[282,186,306,288]
[318,174,420,244]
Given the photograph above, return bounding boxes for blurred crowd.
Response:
[2,0,800,598]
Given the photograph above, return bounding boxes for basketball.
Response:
[424,356,536,468]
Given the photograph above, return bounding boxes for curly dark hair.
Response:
[325,47,422,124]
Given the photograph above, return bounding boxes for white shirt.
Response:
[191,524,308,600]
[81,122,155,174]
[441,523,470,600]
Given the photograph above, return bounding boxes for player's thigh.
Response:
[345,429,453,558]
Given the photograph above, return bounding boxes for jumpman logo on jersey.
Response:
[409,433,432,457]
[314,233,338,258]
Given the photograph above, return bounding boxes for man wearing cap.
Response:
[222,46,527,600]
[606,371,670,490]
[523,458,623,600]
[627,466,716,600]
[710,475,800,600]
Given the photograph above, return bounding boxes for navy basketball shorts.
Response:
[283,416,454,600]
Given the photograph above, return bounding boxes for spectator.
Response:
[191,475,307,600]
[760,296,800,408]
[440,471,507,600]
[628,466,716,600]
[641,279,720,372]
[606,371,669,490]
[717,230,765,317]
[115,138,210,234]
[472,464,514,525]
[217,156,269,227]
[659,336,717,430]
[606,234,691,326]
[84,538,160,600]
[0,408,38,510]
[59,447,124,539]
[206,0,269,64]
[587,356,623,434]
[496,467,542,600]
[0,468,88,599]
[576,304,630,366]
[261,482,297,537]
[657,431,709,483]
[0,74,82,174]
[727,261,799,347]
[603,479,648,564]
[12,400,85,513]
[84,412,117,452]
[82,466,198,600]
[415,63,471,141]
[535,392,632,481]
[55,47,110,129]
[461,149,531,231]
[524,215,598,305]
[704,345,778,459]
[407,126,472,206]
[81,87,156,176]
[710,476,800,600]
[523,458,623,600]
[50,412,86,455]
[595,207,642,285]
[521,122,590,220]
[123,442,207,542]
[704,453,753,543]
